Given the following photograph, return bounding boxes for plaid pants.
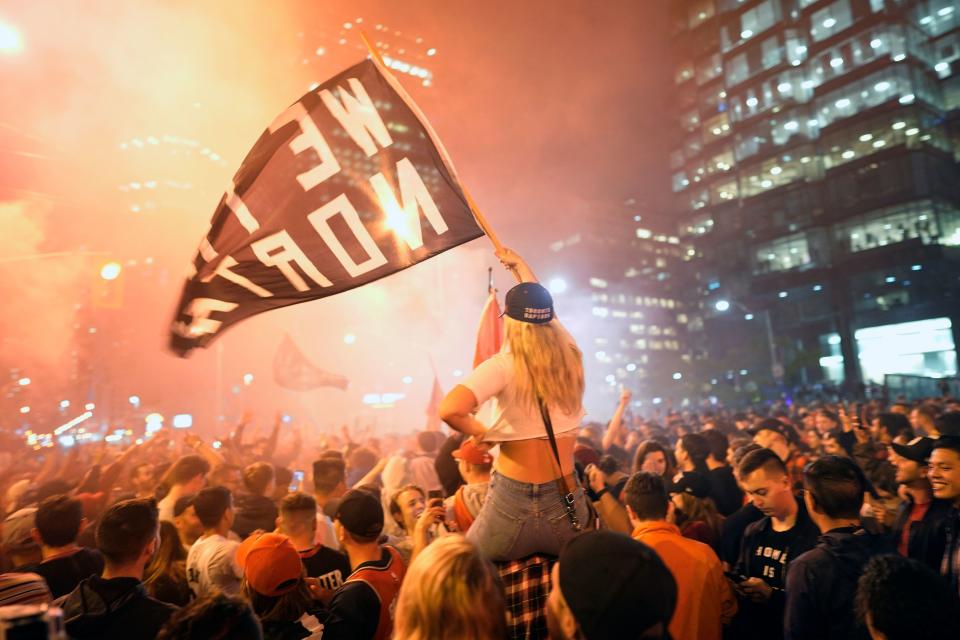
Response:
[496,554,557,640]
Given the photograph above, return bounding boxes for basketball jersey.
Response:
[344,546,406,640]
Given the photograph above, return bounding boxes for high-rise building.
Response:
[668,0,960,395]
[299,17,437,90]
[544,210,697,414]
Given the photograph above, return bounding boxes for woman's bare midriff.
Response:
[493,434,577,484]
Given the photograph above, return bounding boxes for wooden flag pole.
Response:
[358,31,520,282]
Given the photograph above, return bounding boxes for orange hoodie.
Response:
[632,520,737,640]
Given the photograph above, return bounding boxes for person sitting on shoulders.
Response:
[439,247,591,561]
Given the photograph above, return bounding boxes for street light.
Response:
[100,262,122,281]
[714,299,783,383]
[0,21,23,54]
[548,277,568,294]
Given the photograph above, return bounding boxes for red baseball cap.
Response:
[237,532,303,597]
[452,439,493,465]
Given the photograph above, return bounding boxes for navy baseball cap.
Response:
[502,283,554,324]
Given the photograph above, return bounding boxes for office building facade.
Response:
[545,218,698,414]
[668,0,960,393]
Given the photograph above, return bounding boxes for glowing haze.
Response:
[0,1,669,436]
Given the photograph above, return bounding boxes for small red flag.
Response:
[473,291,504,368]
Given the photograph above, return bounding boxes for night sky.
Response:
[0,1,673,430]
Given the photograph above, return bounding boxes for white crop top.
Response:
[461,351,585,443]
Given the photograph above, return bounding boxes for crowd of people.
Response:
[2,250,960,639]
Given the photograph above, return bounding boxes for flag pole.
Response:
[487,267,494,294]
[358,31,520,282]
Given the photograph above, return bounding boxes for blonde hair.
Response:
[505,317,584,415]
[394,535,506,640]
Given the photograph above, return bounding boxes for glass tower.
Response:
[669,0,960,393]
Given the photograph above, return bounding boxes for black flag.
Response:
[169,58,483,356]
[274,334,349,391]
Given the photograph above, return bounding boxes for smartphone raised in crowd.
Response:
[289,470,305,493]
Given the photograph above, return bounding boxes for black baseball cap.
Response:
[750,418,799,446]
[334,489,384,539]
[502,283,554,324]
[669,472,711,499]
[559,531,676,640]
[890,437,935,463]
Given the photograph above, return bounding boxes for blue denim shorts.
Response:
[466,471,590,561]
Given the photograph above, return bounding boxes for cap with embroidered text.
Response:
[502,283,554,325]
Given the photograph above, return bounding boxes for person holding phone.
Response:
[439,247,590,561]
[730,449,819,640]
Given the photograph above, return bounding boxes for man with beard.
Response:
[889,436,950,570]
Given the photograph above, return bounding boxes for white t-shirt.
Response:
[409,455,442,493]
[157,494,176,523]
[461,352,584,442]
[315,510,339,550]
[186,534,242,597]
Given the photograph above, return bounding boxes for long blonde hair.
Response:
[505,316,584,414]
[393,535,506,640]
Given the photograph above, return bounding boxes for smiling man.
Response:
[889,437,951,571]
[929,437,960,595]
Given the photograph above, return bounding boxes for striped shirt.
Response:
[0,572,51,606]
